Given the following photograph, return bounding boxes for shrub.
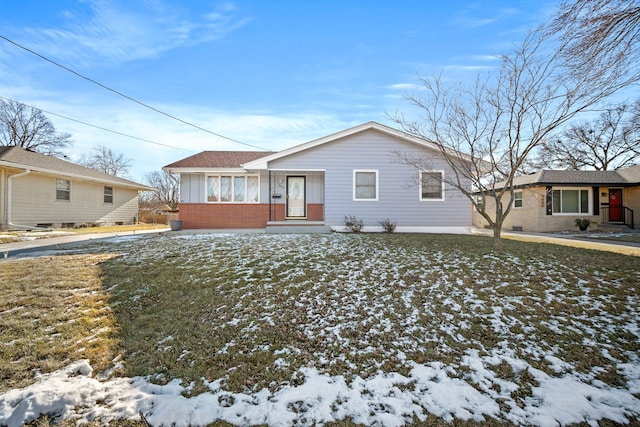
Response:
[379,218,397,233]
[344,215,364,233]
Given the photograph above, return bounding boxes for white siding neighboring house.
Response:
[164,121,475,233]
[0,146,153,230]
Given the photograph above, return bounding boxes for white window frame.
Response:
[419,170,445,201]
[104,186,114,204]
[353,170,378,201]
[552,187,591,215]
[513,190,523,209]
[56,178,71,201]
[206,174,260,203]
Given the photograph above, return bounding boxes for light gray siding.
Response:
[269,129,471,228]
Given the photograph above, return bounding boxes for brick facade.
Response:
[180,203,324,228]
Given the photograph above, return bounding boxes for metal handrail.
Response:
[600,206,635,229]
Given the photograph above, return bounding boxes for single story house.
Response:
[473,167,640,232]
[0,146,153,230]
[163,121,474,233]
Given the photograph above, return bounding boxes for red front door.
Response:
[609,189,623,222]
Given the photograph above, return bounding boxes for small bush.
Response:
[344,215,364,233]
[379,218,397,233]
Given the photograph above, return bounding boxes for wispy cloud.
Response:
[18,1,251,65]
[452,7,519,29]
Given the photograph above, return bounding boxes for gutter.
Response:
[6,169,51,231]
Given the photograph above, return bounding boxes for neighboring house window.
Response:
[104,186,114,204]
[473,195,484,212]
[207,175,259,203]
[354,170,378,201]
[420,171,444,201]
[513,190,523,208]
[56,179,70,201]
[552,188,589,214]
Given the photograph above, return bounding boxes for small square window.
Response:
[420,171,444,200]
[354,170,378,201]
[56,179,70,201]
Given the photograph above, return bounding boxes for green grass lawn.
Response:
[1,233,639,426]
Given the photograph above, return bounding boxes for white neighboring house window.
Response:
[513,190,523,208]
[353,170,378,201]
[552,188,590,214]
[420,171,444,201]
[104,186,114,204]
[207,175,259,203]
[56,178,70,201]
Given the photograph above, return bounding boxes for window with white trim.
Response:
[552,188,589,214]
[353,170,378,201]
[420,171,444,200]
[207,175,259,203]
[56,179,70,201]
[513,190,523,208]
[104,186,113,204]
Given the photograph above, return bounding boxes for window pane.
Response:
[514,191,522,208]
[421,172,442,199]
[580,190,589,213]
[562,190,579,213]
[234,176,245,202]
[207,177,219,202]
[220,176,232,202]
[104,186,113,203]
[355,172,376,199]
[552,190,561,213]
[247,176,259,203]
[56,179,70,201]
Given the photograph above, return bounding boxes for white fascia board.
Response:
[0,161,152,191]
[162,167,249,174]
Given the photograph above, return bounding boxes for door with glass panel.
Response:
[286,176,306,218]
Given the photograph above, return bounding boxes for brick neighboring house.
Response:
[164,121,476,232]
[0,146,153,230]
[473,166,640,232]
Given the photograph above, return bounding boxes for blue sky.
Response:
[0,0,556,181]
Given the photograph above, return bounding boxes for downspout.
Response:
[7,169,50,230]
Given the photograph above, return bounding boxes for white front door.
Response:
[286,176,306,218]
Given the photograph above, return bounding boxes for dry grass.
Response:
[0,254,123,394]
[1,233,639,425]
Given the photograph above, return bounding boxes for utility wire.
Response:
[0,34,269,151]
[0,95,193,152]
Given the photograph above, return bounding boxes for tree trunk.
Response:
[492,226,503,250]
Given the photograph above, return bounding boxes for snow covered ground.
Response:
[1,232,639,426]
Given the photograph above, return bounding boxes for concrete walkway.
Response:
[0,227,170,258]
[473,228,640,257]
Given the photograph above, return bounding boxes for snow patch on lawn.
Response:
[1,357,639,427]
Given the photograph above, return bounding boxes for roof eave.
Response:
[0,160,153,191]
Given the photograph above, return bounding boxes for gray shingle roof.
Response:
[0,146,152,190]
[507,167,640,188]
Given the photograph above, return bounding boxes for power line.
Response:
[0,96,193,152]
[0,34,269,151]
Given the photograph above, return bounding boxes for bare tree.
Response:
[393,15,637,248]
[77,145,133,177]
[0,99,72,157]
[536,102,640,170]
[549,0,640,86]
[144,170,179,210]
